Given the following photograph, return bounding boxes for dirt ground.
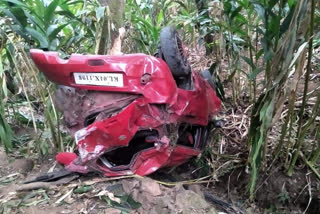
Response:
[0,149,222,214]
[1,146,319,214]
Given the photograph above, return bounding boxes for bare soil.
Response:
[0,151,220,214]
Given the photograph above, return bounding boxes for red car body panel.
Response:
[30,49,177,104]
[30,49,221,177]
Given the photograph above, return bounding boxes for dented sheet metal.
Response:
[30,49,221,177]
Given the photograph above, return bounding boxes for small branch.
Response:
[82,175,137,186]
[219,129,241,145]
[17,175,78,192]
[300,152,320,180]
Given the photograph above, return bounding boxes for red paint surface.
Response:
[31,49,221,177]
[56,152,77,165]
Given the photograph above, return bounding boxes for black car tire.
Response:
[159,27,191,78]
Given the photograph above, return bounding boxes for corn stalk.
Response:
[287,0,316,176]
[0,51,13,152]
[247,0,311,200]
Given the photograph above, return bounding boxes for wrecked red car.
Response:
[30,27,221,177]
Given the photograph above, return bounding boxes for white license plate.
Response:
[73,72,124,87]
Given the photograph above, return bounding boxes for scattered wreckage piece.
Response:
[30,27,221,177]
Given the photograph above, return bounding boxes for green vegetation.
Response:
[0,0,319,202]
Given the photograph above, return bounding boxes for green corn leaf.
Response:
[267,0,278,9]
[3,0,28,8]
[64,0,85,6]
[241,56,255,69]
[256,49,264,61]
[122,195,141,209]
[74,185,93,194]
[288,0,296,8]
[44,0,60,28]
[25,27,49,48]
[234,13,248,25]
[2,8,25,27]
[238,0,249,7]
[9,7,28,27]
[248,68,263,80]
[230,6,243,21]
[171,0,188,11]
[48,23,69,42]
[4,46,15,69]
[11,24,30,41]
[34,0,45,18]
[0,58,12,152]
[268,15,281,38]
[49,39,58,50]
[280,5,296,36]
[23,10,46,34]
[157,9,164,27]
[223,1,232,15]
[55,10,77,19]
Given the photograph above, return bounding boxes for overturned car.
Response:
[30,27,221,177]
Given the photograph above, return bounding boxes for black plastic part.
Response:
[23,169,75,184]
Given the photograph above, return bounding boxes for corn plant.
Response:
[171,0,207,46]
[0,0,96,53]
[125,0,173,54]
[0,49,13,152]
[287,0,317,176]
[247,0,312,199]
